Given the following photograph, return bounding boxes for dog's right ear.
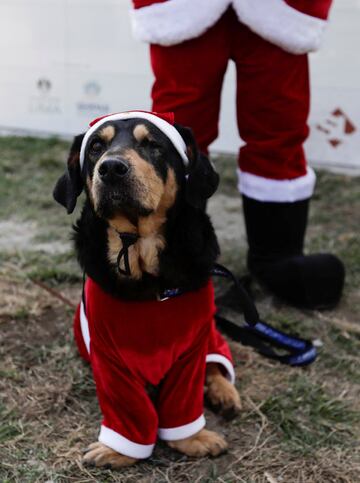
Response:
[53,133,85,214]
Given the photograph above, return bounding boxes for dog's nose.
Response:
[98,159,129,181]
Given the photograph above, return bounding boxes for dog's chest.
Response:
[106,214,167,279]
[85,278,215,386]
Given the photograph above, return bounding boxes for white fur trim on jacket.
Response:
[206,354,235,384]
[237,167,316,202]
[130,0,230,46]
[80,300,90,354]
[99,425,155,459]
[79,111,189,168]
[158,414,206,440]
[232,0,327,54]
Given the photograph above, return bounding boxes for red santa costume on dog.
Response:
[74,278,234,458]
[130,0,345,310]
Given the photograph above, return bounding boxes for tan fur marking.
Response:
[105,166,178,280]
[123,149,164,211]
[167,429,228,457]
[83,442,137,468]
[86,175,93,199]
[138,168,177,237]
[133,124,150,142]
[107,216,143,280]
[137,168,177,274]
[99,125,115,143]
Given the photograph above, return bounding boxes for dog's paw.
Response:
[82,442,137,469]
[205,367,241,420]
[167,429,228,457]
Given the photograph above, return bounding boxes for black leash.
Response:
[212,263,317,366]
[96,230,317,367]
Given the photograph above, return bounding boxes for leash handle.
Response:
[212,263,317,367]
[215,315,317,366]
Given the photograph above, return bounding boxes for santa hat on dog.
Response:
[79,110,189,168]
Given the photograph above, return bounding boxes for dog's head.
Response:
[53,112,219,223]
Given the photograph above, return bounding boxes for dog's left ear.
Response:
[175,124,219,209]
[53,133,85,214]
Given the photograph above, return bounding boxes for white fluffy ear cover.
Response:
[232,0,327,54]
[130,0,230,46]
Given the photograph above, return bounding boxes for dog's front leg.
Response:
[205,362,242,419]
[83,442,137,469]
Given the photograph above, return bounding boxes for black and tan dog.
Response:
[54,111,241,469]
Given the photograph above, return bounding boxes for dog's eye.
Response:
[141,138,162,151]
[89,140,104,154]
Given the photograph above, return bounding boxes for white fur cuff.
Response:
[130,0,230,46]
[233,0,327,54]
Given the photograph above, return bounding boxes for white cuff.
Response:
[98,425,154,459]
[233,0,327,54]
[206,354,235,384]
[158,414,205,441]
[130,0,229,46]
[237,167,316,202]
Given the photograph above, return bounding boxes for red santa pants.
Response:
[150,8,315,200]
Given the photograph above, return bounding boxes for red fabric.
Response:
[150,9,309,180]
[73,277,233,445]
[89,110,175,128]
[151,10,309,180]
[285,0,332,20]
[133,0,332,18]
[132,0,167,9]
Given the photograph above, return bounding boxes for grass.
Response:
[0,137,359,482]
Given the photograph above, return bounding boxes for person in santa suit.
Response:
[130,0,345,310]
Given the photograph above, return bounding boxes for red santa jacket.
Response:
[74,277,234,458]
[131,0,333,54]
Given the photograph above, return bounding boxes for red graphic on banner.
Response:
[316,108,356,148]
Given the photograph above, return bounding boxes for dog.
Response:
[53,111,241,469]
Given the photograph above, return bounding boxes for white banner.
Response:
[0,0,359,173]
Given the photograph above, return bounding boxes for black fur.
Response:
[54,120,220,301]
[53,134,85,214]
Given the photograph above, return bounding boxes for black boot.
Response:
[242,195,345,309]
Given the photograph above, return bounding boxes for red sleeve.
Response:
[90,342,158,457]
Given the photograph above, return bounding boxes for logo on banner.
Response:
[29,77,62,115]
[316,108,356,148]
[76,80,109,116]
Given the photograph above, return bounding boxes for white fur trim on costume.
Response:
[80,300,90,354]
[233,0,327,54]
[206,354,235,384]
[130,0,230,46]
[158,414,206,441]
[237,167,316,202]
[99,425,154,459]
[79,111,189,168]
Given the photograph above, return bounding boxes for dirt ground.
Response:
[0,137,359,482]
